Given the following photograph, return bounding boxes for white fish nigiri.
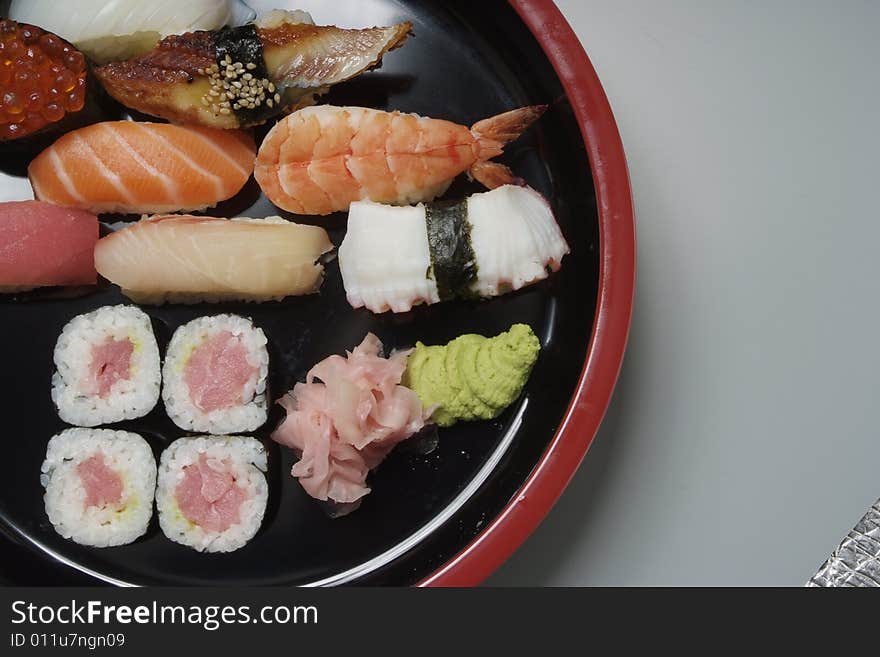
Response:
[9,0,255,63]
[94,215,333,305]
[338,185,570,314]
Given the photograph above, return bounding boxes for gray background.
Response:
[489,0,880,586]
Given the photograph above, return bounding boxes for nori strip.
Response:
[425,200,478,300]
[213,25,276,126]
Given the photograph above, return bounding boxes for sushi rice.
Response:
[52,305,161,427]
[41,428,156,548]
[156,436,268,553]
[162,314,269,434]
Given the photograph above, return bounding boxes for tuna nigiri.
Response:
[93,10,412,128]
[254,104,547,216]
[338,185,569,313]
[0,200,98,292]
[28,121,256,214]
[94,214,333,304]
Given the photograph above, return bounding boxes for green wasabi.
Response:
[404,324,541,427]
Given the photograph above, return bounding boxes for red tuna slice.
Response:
[183,331,258,412]
[175,453,248,533]
[0,200,98,289]
[88,337,134,397]
[76,453,123,509]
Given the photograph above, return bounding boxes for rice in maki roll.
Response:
[52,305,161,426]
[41,428,157,547]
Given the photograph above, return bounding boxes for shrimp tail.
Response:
[469,105,547,187]
[470,105,547,157]
[468,161,527,190]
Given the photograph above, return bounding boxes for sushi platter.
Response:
[0,0,635,585]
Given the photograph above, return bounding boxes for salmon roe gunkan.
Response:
[0,20,87,141]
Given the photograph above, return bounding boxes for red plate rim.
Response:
[419,0,636,586]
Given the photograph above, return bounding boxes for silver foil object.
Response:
[807,498,880,587]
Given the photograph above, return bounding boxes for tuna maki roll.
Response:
[41,428,156,547]
[162,315,269,435]
[156,436,268,553]
[51,305,161,426]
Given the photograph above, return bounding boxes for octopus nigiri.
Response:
[254,104,547,215]
[338,185,569,313]
[93,10,412,128]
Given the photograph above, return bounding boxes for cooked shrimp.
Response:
[254,104,547,215]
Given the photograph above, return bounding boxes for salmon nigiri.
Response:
[28,121,256,214]
[254,105,547,216]
[94,214,333,304]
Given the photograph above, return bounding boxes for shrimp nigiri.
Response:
[254,104,547,216]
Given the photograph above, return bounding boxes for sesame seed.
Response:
[233,102,240,110]
[274,93,281,103]
[243,73,253,81]
[219,107,231,115]
[231,80,242,89]
[266,99,273,108]
[268,82,276,93]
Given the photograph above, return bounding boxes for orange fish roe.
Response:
[0,20,87,141]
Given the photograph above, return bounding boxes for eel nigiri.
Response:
[338,185,569,313]
[0,200,98,292]
[93,10,412,129]
[28,121,256,214]
[8,0,256,64]
[255,104,547,216]
[94,214,333,304]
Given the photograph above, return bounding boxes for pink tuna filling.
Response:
[88,337,134,398]
[76,453,123,509]
[175,453,248,533]
[183,331,257,412]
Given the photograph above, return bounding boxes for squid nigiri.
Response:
[254,104,547,216]
[338,185,569,313]
[93,10,412,128]
[94,214,333,305]
[8,0,256,64]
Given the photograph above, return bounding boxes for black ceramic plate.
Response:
[0,0,633,586]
